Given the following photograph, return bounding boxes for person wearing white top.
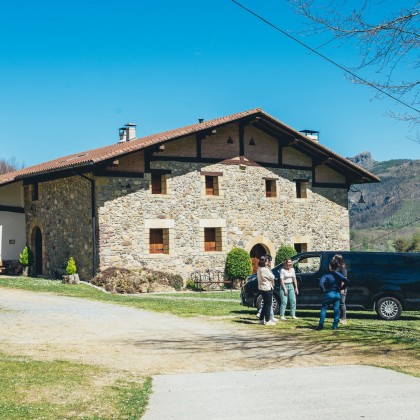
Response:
[257,256,276,326]
[279,259,299,320]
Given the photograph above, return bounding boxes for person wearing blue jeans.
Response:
[317,259,349,330]
[279,259,299,320]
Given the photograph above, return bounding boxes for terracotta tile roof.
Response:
[0,107,379,185]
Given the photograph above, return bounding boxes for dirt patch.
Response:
[0,288,416,376]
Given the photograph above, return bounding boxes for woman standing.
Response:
[279,259,299,320]
[257,256,276,326]
[317,259,349,330]
[333,254,348,324]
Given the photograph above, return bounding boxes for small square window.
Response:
[205,176,219,196]
[294,243,308,254]
[295,181,308,199]
[265,179,276,198]
[204,227,222,252]
[151,173,167,194]
[149,228,169,254]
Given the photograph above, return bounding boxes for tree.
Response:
[0,157,24,174]
[289,0,419,138]
[225,247,252,281]
[275,245,297,266]
[393,238,410,252]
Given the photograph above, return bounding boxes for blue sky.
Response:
[1,0,418,168]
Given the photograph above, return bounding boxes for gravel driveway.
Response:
[0,288,344,375]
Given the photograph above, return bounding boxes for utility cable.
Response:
[231,0,420,114]
[352,216,420,250]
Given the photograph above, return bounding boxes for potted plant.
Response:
[19,246,34,276]
[62,257,80,284]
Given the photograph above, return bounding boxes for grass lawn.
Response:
[0,352,151,420]
[1,275,420,418]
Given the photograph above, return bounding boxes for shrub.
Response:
[225,247,252,281]
[19,246,34,267]
[65,257,77,275]
[91,267,184,294]
[275,245,297,266]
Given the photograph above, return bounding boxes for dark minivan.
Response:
[240,251,420,320]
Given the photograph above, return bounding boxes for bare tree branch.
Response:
[289,0,420,132]
[0,157,24,174]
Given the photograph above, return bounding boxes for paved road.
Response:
[144,365,420,420]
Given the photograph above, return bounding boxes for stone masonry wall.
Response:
[24,176,93,280]
[96,161,349,279]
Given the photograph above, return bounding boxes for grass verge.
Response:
[0,352,151,419]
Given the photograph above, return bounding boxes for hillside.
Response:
[347,152,420,251]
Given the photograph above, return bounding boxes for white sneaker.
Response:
[256,313,261,318]
[270,318,278,323]
[292,316,298,320]
[340,319,347,324]
[265,320,276,326]
[280,316,287,321]
[259,320,266,325]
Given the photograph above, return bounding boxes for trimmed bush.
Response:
[225,247,252,281]
[19,246,34,267]
[275,245,297,266]
[65,257,77,275]
[91,267,184,294]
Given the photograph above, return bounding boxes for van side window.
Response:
[294,255,321,274]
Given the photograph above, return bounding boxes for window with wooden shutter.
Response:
[151,173,167,194]
[205,176,219,195]
[295,181,308,199]
[204,228,216,252]
[265,179,276,198]
[150,229,164,254]
[204,227,222,252]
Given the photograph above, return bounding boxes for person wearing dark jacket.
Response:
[317,259,349,330]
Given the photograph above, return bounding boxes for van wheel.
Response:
[376,297,402,320]
[256,294,280,315]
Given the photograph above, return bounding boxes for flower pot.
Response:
[62,274,80,284]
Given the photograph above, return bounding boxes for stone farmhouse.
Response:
[0,108,379,280]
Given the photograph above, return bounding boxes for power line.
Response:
[352,216,420,250]
[231,0,420,114]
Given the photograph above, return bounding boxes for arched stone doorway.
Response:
[32,227,43,276]
[250,243,268,274]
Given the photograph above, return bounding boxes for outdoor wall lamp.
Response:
[349,186,366,204]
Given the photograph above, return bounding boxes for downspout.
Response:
[72,170,97,279]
